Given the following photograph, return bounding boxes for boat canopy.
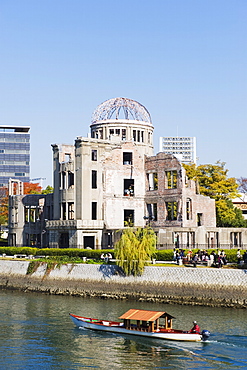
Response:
[119,309,175,322]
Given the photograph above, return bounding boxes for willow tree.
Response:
[114,227,157,276]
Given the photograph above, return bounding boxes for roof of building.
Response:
[119,309,174,322]
[91,97,152,125]
[0,125,30,133]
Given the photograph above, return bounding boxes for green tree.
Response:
[183,161,247,227]
[42,185,54,194]
[114,227,156,276]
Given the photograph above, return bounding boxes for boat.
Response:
[69,309,210,342]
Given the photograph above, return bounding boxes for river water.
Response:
[0,290,247,369]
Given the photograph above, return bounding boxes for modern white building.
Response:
[159,136,196,164]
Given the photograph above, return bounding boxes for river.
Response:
[0,290,246,369]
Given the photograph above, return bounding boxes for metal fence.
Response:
[2,243,247,250]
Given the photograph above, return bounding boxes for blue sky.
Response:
[0,0,246,188]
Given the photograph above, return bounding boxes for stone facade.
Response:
[0,260,246,308]
[145,152,216,228]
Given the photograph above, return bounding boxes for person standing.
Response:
[243,251,247,264]
[237,249,242,264]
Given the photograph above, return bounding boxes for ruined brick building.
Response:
[8,97,247,249]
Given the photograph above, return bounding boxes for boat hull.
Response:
[69,314,202,342]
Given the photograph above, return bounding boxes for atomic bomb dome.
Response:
[91,97,152,125]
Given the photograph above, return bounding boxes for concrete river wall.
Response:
[0,260,247,308]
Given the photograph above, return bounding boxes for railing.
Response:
[3,243,247,250]
[157,243,247,250]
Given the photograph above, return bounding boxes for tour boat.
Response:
[69,309,210,342]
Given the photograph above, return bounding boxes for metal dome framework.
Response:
[92,97,152,124]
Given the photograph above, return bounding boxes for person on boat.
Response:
[189,321,201,334]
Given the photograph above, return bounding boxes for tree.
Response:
[42,185,54,194]
[183,161,247,227]
[237,177,247,194]
[24,182,42,194]
[114,227,156,276]
[0,187,8,225]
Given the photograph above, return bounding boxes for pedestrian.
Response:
[192,253,198,267]
[217,255,223,268]
[104,254,109,263]
[243,251,247,264]
[187,250,192,262]
[173,248,177,262]
[237,249,242,264]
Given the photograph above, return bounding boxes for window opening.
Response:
[137,131,140,142]
[123,152,132,165]
[124,179,134,196]
[68,202,74,220]
[197,213,203,226]
[65,153,71,162]
[92,170,97,189]
[68,171,74,187]
[166,202,177,220]
[148,173,158,190]
[91,150,97,161]
[84,236,95,249]
[92,202,97,220]
[62,171,66,189]
[133,130,136,141]
[166,171,177,189]
[62,203,66,220]
[186,198,192,220]
[124,209,134,226]
[146,203,157,221]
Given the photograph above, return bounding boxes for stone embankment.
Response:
[0,260,247,308]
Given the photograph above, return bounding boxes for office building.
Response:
[159,136,196,164]
[0,125,30,187]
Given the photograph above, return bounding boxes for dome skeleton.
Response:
[91,97,152,124]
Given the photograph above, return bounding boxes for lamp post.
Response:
[143,215,155,227]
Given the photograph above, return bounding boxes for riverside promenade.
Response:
[0,260,246,308]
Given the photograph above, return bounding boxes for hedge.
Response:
[0,247,114,259]
[0,246,242,263]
